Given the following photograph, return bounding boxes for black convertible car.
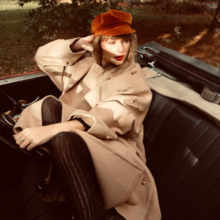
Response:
[0,42,220,220]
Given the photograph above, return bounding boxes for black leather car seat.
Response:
[143,91,220,220]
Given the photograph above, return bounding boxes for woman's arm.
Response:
[67,65,152,141]
[13,120,86,151]
[70,35,94,52]
[35,35,94,92]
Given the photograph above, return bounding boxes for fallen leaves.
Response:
[134,20,220,69]
[0,37,42,78]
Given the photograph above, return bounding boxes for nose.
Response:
[116,42,124,53]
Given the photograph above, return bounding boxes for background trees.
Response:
[17,0,220,39]
[18,0,122,40]
[210,0,220,31]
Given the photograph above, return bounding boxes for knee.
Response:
[49,131,79,148]
[53,131,78,139]
[42,97,62,125]
[42,97,61,109]
[49,132,84,151]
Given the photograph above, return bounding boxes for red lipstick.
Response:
[115,55,124,61]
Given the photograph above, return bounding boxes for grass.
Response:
[0,0,38,11]
[0,0,40,78]
[0,0,213,78]
[124,6,210,23]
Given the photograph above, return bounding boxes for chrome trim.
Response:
[144,46,161,54]
[21,96,40,107]
[147,61,161,76]
[2,114,16,126]
[0,72,46,86]
[14,114,21,119]
[201,87,220,104]
[137,49,153,58]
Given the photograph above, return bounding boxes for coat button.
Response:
[131,70,137,75]
[66,62,69,65]
[142,181,146,185]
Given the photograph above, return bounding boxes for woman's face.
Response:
[101,37,130,68]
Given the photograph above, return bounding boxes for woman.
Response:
[13,10,161,220]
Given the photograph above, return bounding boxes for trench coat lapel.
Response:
[62,57,94,94]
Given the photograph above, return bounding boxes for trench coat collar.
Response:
[63,57,135,95]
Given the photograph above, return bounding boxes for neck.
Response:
[102,58,112,69]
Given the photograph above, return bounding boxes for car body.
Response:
[0,42,220,220]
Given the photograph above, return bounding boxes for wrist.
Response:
[50,123,70,137]
[70,38,83,52]
[48,121,85,136]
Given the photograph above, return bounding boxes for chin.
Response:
[114,63,123,66]
[111,60,124,66]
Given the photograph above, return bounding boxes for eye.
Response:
[109,41,115,45]
[124,40,130,43]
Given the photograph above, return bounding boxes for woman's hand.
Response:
[70,35,95,52]
[13,125,58,151]
[81,35,95,47]
[13,120,86,151]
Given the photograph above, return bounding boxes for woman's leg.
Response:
[18,161,71,220]
[25,97,124,220]
[18,97,68,220]
[43,97,125,220]
[48,132,104,220]
[42,97,105,219]
[41,97,62,126]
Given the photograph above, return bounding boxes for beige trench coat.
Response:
[14,38,161,220]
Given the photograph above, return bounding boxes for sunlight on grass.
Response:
[0,1,216,77]
[158,34,171,40]
[124,6,209,23]
[0,0,39,11]
[179,29,208,53]
[0,0,40,78]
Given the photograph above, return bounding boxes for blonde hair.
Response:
[92,33,137,84]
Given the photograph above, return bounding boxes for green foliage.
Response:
[18,0,122,40]
[174,26,181,38]
[162,38,176,45]
[150,0,205,14]
[196,0,218,2]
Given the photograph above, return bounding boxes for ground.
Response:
[0,3,220,79]
[134,19,220,68]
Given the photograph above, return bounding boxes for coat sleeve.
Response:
[35,38,87,92]
[68,84,152,140]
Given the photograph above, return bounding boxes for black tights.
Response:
[42,97,104,220]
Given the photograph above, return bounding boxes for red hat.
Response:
[91,9,136,37]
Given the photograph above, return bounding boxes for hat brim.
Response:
[94,23,136,37]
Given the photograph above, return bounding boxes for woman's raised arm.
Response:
[70,35,94,52]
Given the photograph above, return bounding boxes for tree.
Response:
[210,0,220,31]
[18,0,122,40]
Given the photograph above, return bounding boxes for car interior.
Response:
[0,42,220,220]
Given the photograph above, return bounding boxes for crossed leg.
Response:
[43,97,104,220]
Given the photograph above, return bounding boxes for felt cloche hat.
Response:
[91,9,136,37]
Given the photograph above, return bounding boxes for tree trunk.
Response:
[210,0,220,32]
